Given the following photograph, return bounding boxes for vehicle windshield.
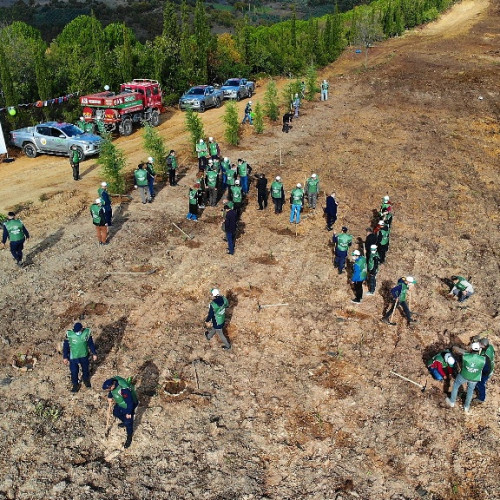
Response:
[187,88,205,95]
[61,124,84,137]
[224,80,240,86]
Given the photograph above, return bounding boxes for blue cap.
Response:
[73,322,83,332]
[102,378,116,390]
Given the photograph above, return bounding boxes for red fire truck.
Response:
[79,79,165,136]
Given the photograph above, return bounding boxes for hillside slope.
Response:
[0,1,498,499]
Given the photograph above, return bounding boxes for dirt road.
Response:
[0,1,499,499]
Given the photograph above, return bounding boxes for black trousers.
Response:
[71,162,80,180]
[353,281,363,301]
[169,169,176,185]
[272,197,283,213]
[258,191,267,209]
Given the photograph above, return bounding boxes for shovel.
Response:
[390,371,427,392]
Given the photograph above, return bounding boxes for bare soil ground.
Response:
[0,0,499,498]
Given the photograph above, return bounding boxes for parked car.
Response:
[221,78,255,101]
[179,85,223,112]
[10,122,102,160]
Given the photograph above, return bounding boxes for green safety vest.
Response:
[134,169,148,186]
[380,227,390,245]
[211,296,229,325]
[196,143,208,157]
[221,160,230,172]
[380,201,391,212]
[90,204,102,224]
[147,163,156,175]
[336,233,352,252]
[77,119,86,130]
[206,170,218,188]
[84,123,93,134]
[71,150,80,163]
[167,155,177,169]
[355,256,367,280]
[271,181,283,198]
[461,353,486,382]
[399,282,410,302]
[231,185,242,203]
[321,82,329,90]
[110,376,138,408]
[237,162,248,176]
[427,350,451,368]
[367,251,379,272]
[226,169,236,186]
[291,188,304,206]
[189,188,198,205]
[482,345,495,375]
[213,159,220,170]
[307,178,319,193]
[3,219,25,242]
[454,276,468,291]
[66,328,91,359]
[97,187,104,197]
[208,142,218,156]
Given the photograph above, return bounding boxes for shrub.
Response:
[185,108,205,155]
[97,132,126,194]
[264,80,279,121]
[253,102,264,134]
[143,123,167,179]
[223,100,240,146]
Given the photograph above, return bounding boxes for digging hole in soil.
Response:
[163,380,188,396]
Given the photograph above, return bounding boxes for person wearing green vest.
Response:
[90,198,108,245]
[289,183,304,223]
[321,79,329,101]
[270,176,285,214]
[208,136,220,159]
[351,250,367,303]
[206,168,219,207]
[379,195,393,227]
[2,212,30,266]
[230,180,243,217]
[205,288,231,350]
[134,163,151,204]
[69,144,80,181]
[76,116,86,131]
[446,342,486,413]
[102,376,139,448]
[196,138,208,170]
[333,226,353,274]
[366,244,380,295]
[237,159,250,194]
[475,337,495,402]
[449,275,475,302]
[377,220,390,264]
[62,322,97,393]
[382,276,417,326]
[427,350,455,381]
[166,150,178,186]
[220,157,231,192]
[226,164,237,192]
[186,184,200,221]
[305,173,320,209]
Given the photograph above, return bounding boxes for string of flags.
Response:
[0,91,80,116]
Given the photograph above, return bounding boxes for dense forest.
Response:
[0,0,455,128]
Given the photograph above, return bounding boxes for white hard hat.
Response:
[406,276,415,283]
[370,244,377,250]
[101,182,107,187]
[235,180,240,185]
[297,183,302,188]
[276,176,281,181]
[471,342,481,352]
[95,198,102,204]
[224,157,228,162]
[148,157,153,163]
[211,288,220,297]
[208,159,213,164]
[378,220,385,226]
[444,353,455,366]
[383,195,390,201]
[352,250,360,256]
[199,139,204,143]
[209,137,213,141]
[294,93,298,97]
[80,116,84,121]
[311,174,317,178]
[249,101,252,104]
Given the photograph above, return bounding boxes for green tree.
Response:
[97,132,126,194]
[194,0,211,82]
[305,64,318,101]
[223,100,240,146]
[121,24,134,83]
[264,80,279,121]
[253,102,264,134]
[0,45,17,107]
[185,108,205,154]
[143,123,168,180]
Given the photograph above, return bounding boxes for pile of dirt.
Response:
[0,1,498,498]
